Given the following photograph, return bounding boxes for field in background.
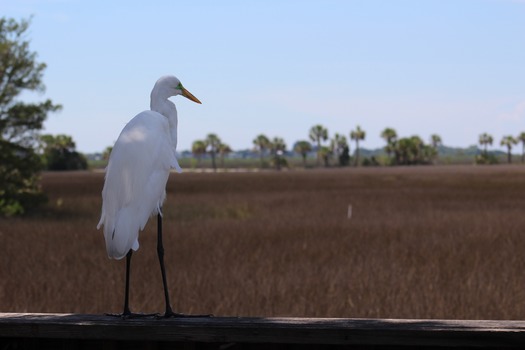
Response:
[90,153,488,170]
[1,165,525,319]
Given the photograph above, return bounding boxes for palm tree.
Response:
[350,125,366,166]
[394,136,427,165]
[501,135,517,164]
[396,137,411,165]
[518,132,525,163]
[205,133,221,172]
[253,134,271,168]
[319,146,332,167]
[294,140,312,168]
[430,134,442,149]
[191,140,206,167]
[218,143,232,169]
[410,135,424,163]
[479,133,493,156]
[270,137,287,170]
[429,134,442,165]
[423,144,437,164]
[331,133,347,166]
[309,125,328,167]
[380,128,397,164]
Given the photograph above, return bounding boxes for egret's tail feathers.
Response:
[96,213,104,230]
[96,205,108,230]
[172,156,182,173]
[104,207,140,260]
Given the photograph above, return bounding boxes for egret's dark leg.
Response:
[156,212,212,318]
[123,249,133,316]
[106,250,136,318]
[157,212,176,316]
[106,249,156,319]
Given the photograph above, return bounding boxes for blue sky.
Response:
[3,0,525,153]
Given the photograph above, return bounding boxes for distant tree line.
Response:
[187,125,443,171]
[183,125,525,172]
[476,132,525,165]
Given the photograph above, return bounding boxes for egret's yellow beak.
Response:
[181,87,202,104]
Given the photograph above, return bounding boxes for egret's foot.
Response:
[105,311,159,319]
[157,310,213,318]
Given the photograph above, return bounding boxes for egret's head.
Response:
[153,75,202,104]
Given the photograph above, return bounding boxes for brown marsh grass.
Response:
[1,165,525,319]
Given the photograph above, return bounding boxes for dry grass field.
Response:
[1,165,525,320]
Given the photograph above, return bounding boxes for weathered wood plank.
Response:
[1,313,525,348]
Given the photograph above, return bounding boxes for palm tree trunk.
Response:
[211,152,217,172]
[316,140,321,167]
[394,149,400,165]
[355,140,360,166]
[259,151,264,168]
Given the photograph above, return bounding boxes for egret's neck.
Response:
[150,96,178,150]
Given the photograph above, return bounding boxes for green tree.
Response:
[293,140,312,168]
[394,136,430,165]
[339,145,350,166]
[270,137,287,170]
[422,144,437,164]
[218,143,232,169]
[430,134,442,149]
[477,133,494,164]
[518,132,525,163]
[0,17,61,215]
[430,134,442,164]
[396,137,411,165]
[102,146,113,161]
[253,134,270,168]
[40,134,87,170]
[192,140,206,167]
[309,124,328,167]
[410,135,424,163]
[350,125,366,166]
[381,127,397,164]
[205,133,221,172]
[319,146,332,167]
[331,133,348,166]
[479,133,493,156]
[500,135,517,164]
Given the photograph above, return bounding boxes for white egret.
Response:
[97,75,202,318]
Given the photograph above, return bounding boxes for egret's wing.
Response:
[98,111,176,259]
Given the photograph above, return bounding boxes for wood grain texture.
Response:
[2,313,525,348]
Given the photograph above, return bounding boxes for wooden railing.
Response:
[1,313,525,348]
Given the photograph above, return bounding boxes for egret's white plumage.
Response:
[97,75,202,318]
[97,75,199,260]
